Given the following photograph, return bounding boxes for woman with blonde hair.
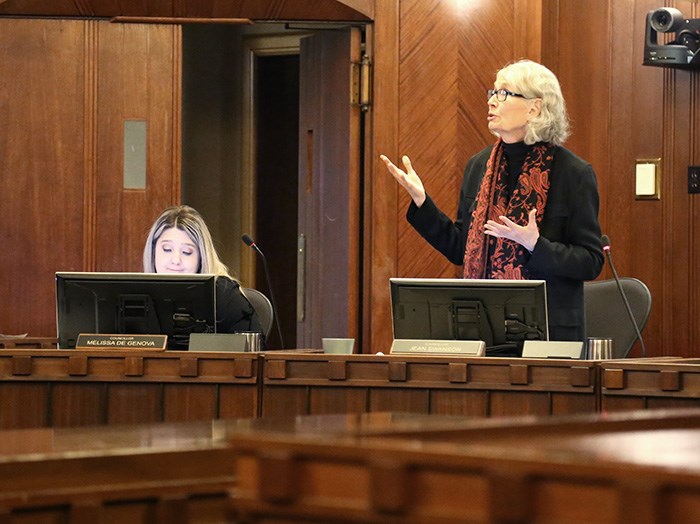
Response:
[143,205,263,339]
[382,59,603,347]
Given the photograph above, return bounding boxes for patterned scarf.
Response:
[463,139,554,280]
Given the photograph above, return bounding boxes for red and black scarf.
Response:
[463,139,554,280]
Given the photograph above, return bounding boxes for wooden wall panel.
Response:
[0,0,373,21]
[0,19,181,336]
[94,22,180,272]
[364,0,399,357]
[0,384,48,429]
[51,383,106,427]
[0,20,87,337]
[560,0,700,357]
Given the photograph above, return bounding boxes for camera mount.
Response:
[644,7,700,68]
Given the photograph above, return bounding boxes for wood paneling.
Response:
[95,21,180,272]
[0,423,236,523]
[230,409,700,523]
[0,383,48,429]
[365,0,400,356]
[0,350,261,428]
[559,0,699,357]
[0,19,180,335]
[0,0,372,20]
[0,19,86,336]
[259,354,598,419]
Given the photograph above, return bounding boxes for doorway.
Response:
[182,24,364,350]
[253,53,299,349]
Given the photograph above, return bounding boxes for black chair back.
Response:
[242,287,274,338]
[584,277,652,358]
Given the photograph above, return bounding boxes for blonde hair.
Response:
[143,205,232,278]
[496,59,570,145]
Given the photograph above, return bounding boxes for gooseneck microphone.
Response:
[242,234,285,348]
[601,235,647,357]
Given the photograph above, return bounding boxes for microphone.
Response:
[242,234,285,348]
[601,235,646,357]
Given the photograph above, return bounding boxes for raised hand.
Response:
[380,154,426,207]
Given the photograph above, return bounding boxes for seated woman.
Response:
[143,205,264,345]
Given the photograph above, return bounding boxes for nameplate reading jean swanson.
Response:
[390,339,485,356]
[76,334,167,351]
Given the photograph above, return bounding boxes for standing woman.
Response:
[382,59,603,343]
[143,205,264,341]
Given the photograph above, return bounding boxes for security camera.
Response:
[650,7,684,33]
[644,7,700,68]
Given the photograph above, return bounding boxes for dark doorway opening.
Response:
[255,54,300,348]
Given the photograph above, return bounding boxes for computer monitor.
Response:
[56,272,217,350]
[390,278,549,356]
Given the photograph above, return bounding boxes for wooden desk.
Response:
[261,353,599,418]
[10,348,699,431]
[229,409,700,523]
[0,420,238,522]
[0,336,57,349]
[0,349,259,429]
[601,358,700,412]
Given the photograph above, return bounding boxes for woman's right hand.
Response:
[380,154,426,207]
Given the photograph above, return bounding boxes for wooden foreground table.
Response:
[229,409,700,523]
[0,420,239,523]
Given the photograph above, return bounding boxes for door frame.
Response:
[240,32,308,287]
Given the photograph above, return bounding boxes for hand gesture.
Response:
[380,154,426,207]
[484,208,540,252]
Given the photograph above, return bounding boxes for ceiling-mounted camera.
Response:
[644,7,700,68]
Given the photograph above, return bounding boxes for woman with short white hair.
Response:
[381,59,603,348]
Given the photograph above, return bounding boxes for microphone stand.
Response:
[602,240,647,357]
[242,235,285,349]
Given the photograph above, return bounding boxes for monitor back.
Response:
[56,272,217,350]
[390,278,549,355]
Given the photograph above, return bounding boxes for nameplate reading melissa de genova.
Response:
[76,334,167,351]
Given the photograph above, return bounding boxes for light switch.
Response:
[635,159,660,200]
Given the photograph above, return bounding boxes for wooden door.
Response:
[297,28,362,349]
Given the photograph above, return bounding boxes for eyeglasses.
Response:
[487,88,526,102]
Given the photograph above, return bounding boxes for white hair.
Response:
[496,59,570,145]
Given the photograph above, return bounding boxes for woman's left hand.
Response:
[484,208,540,252]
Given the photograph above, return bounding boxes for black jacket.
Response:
[216,277,264,337]
[407,144,604,341]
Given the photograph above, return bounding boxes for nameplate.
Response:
[189,333,248,352]
[390,339,485,356]
[521,340,584,359]
[76,334,167,351]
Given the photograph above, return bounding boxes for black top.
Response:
[406,144,604,342]
[216,276,265,337]
[503,140,530,198]
[170,276,264,350]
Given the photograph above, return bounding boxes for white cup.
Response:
[322,338,355,354]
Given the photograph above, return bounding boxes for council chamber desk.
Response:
[260,353,599,418]
[0,349,260,429]
[0,349,602,429]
